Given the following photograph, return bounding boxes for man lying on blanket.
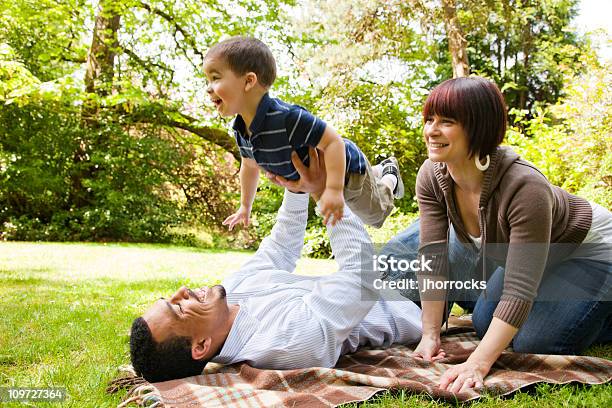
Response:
[129,147,422,383]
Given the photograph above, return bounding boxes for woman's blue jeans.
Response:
[381,219,612,354]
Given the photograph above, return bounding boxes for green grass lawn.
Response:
[0,242,610,407]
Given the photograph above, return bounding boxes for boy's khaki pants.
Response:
[344,159,395,228]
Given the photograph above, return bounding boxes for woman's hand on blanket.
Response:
[265,147,326,196]
[438,360,486,393]
[411,334,445,362]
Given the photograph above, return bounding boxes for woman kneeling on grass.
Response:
[382,76,612,393]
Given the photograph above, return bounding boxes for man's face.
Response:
[143,285,229,355]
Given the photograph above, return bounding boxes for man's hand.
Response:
[222,205,251,231]
[319,188,344,226]
[265,146,326,197]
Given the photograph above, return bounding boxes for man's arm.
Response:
[268,149,378,342]
[230,189,310,281]
[303,203,378,342]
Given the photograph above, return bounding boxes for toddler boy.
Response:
[203,36,403,228]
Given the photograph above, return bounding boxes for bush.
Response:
[300,209,418,259]
[166,224,215,248]
[505,56,611,209]
[302,222,331,259]
[0,102,187,242]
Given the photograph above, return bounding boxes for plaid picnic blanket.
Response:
[109,317,612,407]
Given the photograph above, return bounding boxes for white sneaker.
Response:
[379,156,404,199]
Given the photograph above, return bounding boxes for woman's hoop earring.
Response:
[475,154,490,171]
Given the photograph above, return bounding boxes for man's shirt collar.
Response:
[210,304,258,365]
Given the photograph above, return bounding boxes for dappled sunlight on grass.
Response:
[0,241,336,283]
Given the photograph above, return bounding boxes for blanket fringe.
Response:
[107,365,164,408]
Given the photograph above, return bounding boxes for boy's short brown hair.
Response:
[204,36,277,88]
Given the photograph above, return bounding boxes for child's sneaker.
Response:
[380,157,404,199]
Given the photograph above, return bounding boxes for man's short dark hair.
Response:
[423,76,507,158]
[129,317,209,383]
[204,36,277,88]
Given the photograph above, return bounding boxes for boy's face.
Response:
[203,57,247,117]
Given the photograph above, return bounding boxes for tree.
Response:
[0,0,599,245]
[441,0,469,77]
[401,0,587,112]
[0,0,291,241]
[459,0,586,112]
[279,0,432,210]
[85,1,121,97]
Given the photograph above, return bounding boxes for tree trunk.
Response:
[441,0,469,78]
[518,19,532,110]
[84,0,121,98]
[72,0,121,208]
[496,36,502,77]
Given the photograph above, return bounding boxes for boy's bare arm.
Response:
[315,125,346,225]
[224,157,259,230]
[316,125,346,192]
[240,157,260,209]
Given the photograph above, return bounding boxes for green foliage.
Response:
[276,1,431,210]
[367,210,419,245]
[0,0,608,251]
[300,210,419,259]
[0,0,89,81]
[0,0,283,243]
[173,137,238,227]
[505,54,611,208]
[316,82,428,213]
[302,223,331,259]
[0,99,188,241]
[458,0,587,113]
[166,224,216,248]
[0,44,41,99]
[249,177,286,239]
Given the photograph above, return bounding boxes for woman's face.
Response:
[423,114,470,165]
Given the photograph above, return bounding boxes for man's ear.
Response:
[192,337,212,360]
[244,72,258,92]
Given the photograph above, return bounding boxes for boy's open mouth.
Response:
[211,98,222,107]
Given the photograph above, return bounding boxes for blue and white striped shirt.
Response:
[233,93,367,180]
[211,191,422,369]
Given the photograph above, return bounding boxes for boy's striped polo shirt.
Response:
[232,93,367,181]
